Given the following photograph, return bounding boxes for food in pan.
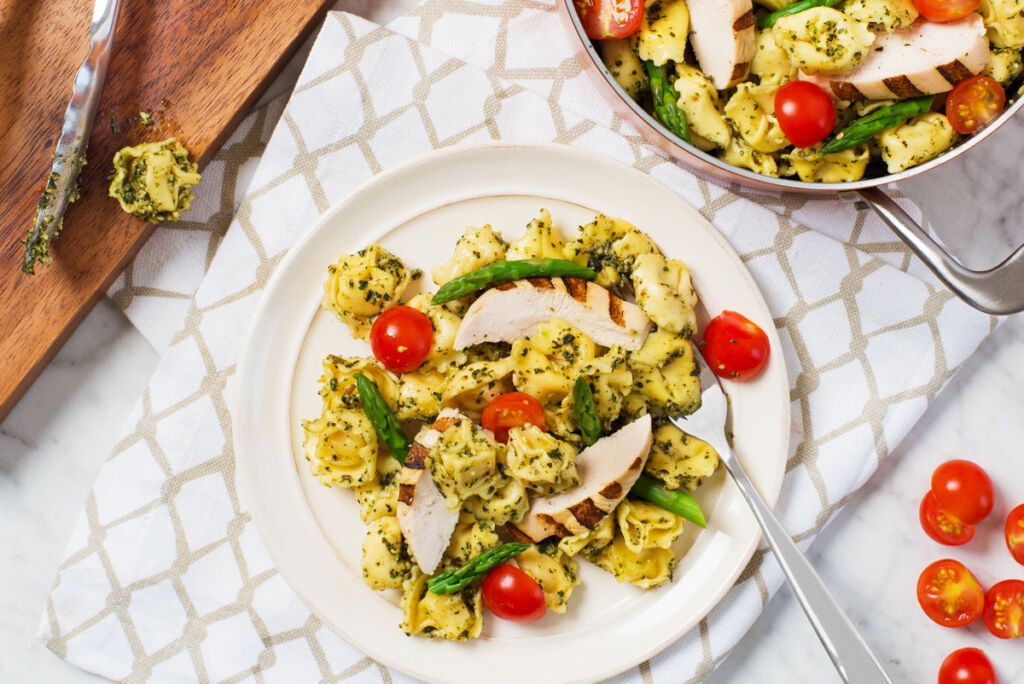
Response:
[108,138,201,222]
[574,0,1018,181]
[300,211,734,640]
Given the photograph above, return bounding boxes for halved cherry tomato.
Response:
[938,648,999,684]
[920,490,975,546]
[1006,504,1024,566]
[368,306,434,374]
[701,311,771,381]
[481,392,547,443]
[931,460,994,525]
[946,76,1006,135]
[573,0,644,40]
[983,579,1024,639]
[912,0,980,22]
[917,559,985,628]
[774,81,836,148]
[482,564,546,622]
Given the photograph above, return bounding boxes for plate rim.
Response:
[233,140,790,683]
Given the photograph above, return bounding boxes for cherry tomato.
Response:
[938,648,999,684]
[917,559,984,628]
[912,0,980,22]
[946,76,1006,135]
[983,579,1024,639]
[701,311,771,381]
[774,81,836,148]
[920,491,975,546]
[931,460,994,525]
[482,564,546,622]
[368,306,434,374]
[481,392,547,443]
[1006,504,1024,566]
[573,0,644,40]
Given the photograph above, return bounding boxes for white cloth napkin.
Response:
[46,5,994,683]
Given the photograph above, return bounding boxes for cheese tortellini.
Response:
[572,346,634,430]
[645,422,720,492]
[785,144,871,183]
[506,425,580,495]
[444,512,500,565]
[567,214,659,289]
[594,534,675,589]
[725,82,790,154]
[630,253,698,336]
[353,452,401,522]
[318,355,401,413]
[750,28,795,85]
[722,137,780,177]
[505,209,570,260]
[635,0,690,66]
[673,65,732,149]
[323,245,411,338]
[876,112,958,174]
[362,516,411,590]
[842,0,918,32]
[980,0,1024,48]
[302,408,378,487]
[405,293,466,372]
[442,356,516,413]
[616,500,685,552]
[558,513,615,557]
[599,39,650,99]
[425,418,505,508]
[431,224,507,287]
[401,571,484,640]
[984,46,1024,83]
[462,476,529,526]
[516,545,580,614]
[772,7,875,74]
[629,331,701,415]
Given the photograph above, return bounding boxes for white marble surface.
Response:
[2,1,1023,682]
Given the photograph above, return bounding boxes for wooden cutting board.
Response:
[0,0,333,421]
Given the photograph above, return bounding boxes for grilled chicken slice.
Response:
[800,15,989,100]
[513,415,653,542]
[453,277,651,351]
[396,409,463,574]
[688,0,755,89]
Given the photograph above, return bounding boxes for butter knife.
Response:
[22,0,124,275]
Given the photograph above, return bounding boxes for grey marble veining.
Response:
[2,1,1023,682]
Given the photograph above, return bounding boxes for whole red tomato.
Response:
[916,559,984,628]
[701,311,771,381]
[920,491,975,546]
[983,579,1024,639]
[1005,504,1024,566]
[938,648,998,684]
[573,0,644,40]
[482,564,546,622]
[481,392,547,443]
[774,81,836,148]
[369,306,434,374]
[931,460,994,525]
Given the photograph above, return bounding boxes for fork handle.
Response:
[720,444,893,684]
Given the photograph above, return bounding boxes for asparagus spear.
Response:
[427,542,532,594]
[354,372,410,464]
[645,60,691,143]
[820,96,934,155]
[632,473,707,528]
[572,377,604,447]
[431,258,596,305]
[756,0,844,28]
[571,376,708,528]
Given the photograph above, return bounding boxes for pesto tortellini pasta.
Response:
[984,46,1024,83]
[772,7,875,74]
[634,0,690,66]
[353,452,402,522]
[401,571,484,640]
[462,476,529,526]
[302,408,378,487]
[558,513,616,558]
[842,0,918,32]
[323,245,411,338]
[980,0,1024,48]
[673,65,732,149]
[785,144,871,183]
[515,545,580,614]
[571,346,633,430]
[599,39,650,99]
[616,499,685,552]
[319,355,400,413]
[725,82,790,154]
[876,112,958,173]
[505,425,580,495]
[505,209,570,260]
[750,28,795,85]
[108,138,201,223]
[630,253,698,336]
[431,224,507,287]
[567,214,659,288]
[362,516,411,590]
[645,422,720,492]
[443,512,500,566]
[425,418,506,509]
[594,534,676,589]
[629,331,701,415]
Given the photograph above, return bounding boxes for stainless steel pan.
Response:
[559,1,1024,315]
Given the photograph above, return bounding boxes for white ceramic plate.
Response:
[234,143,789,684]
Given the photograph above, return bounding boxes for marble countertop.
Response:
[2,2,1023,682]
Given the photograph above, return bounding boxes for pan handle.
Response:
[853,187,1024,315]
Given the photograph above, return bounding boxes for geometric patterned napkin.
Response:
[47,6,995,684]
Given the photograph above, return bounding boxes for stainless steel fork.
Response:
[669,353,893,684]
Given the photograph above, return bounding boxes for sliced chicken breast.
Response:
[396,408,463,575]
[453,277,651,351]
[688,0,755,89]
[800,15,989,100]
[514,415,653,542]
